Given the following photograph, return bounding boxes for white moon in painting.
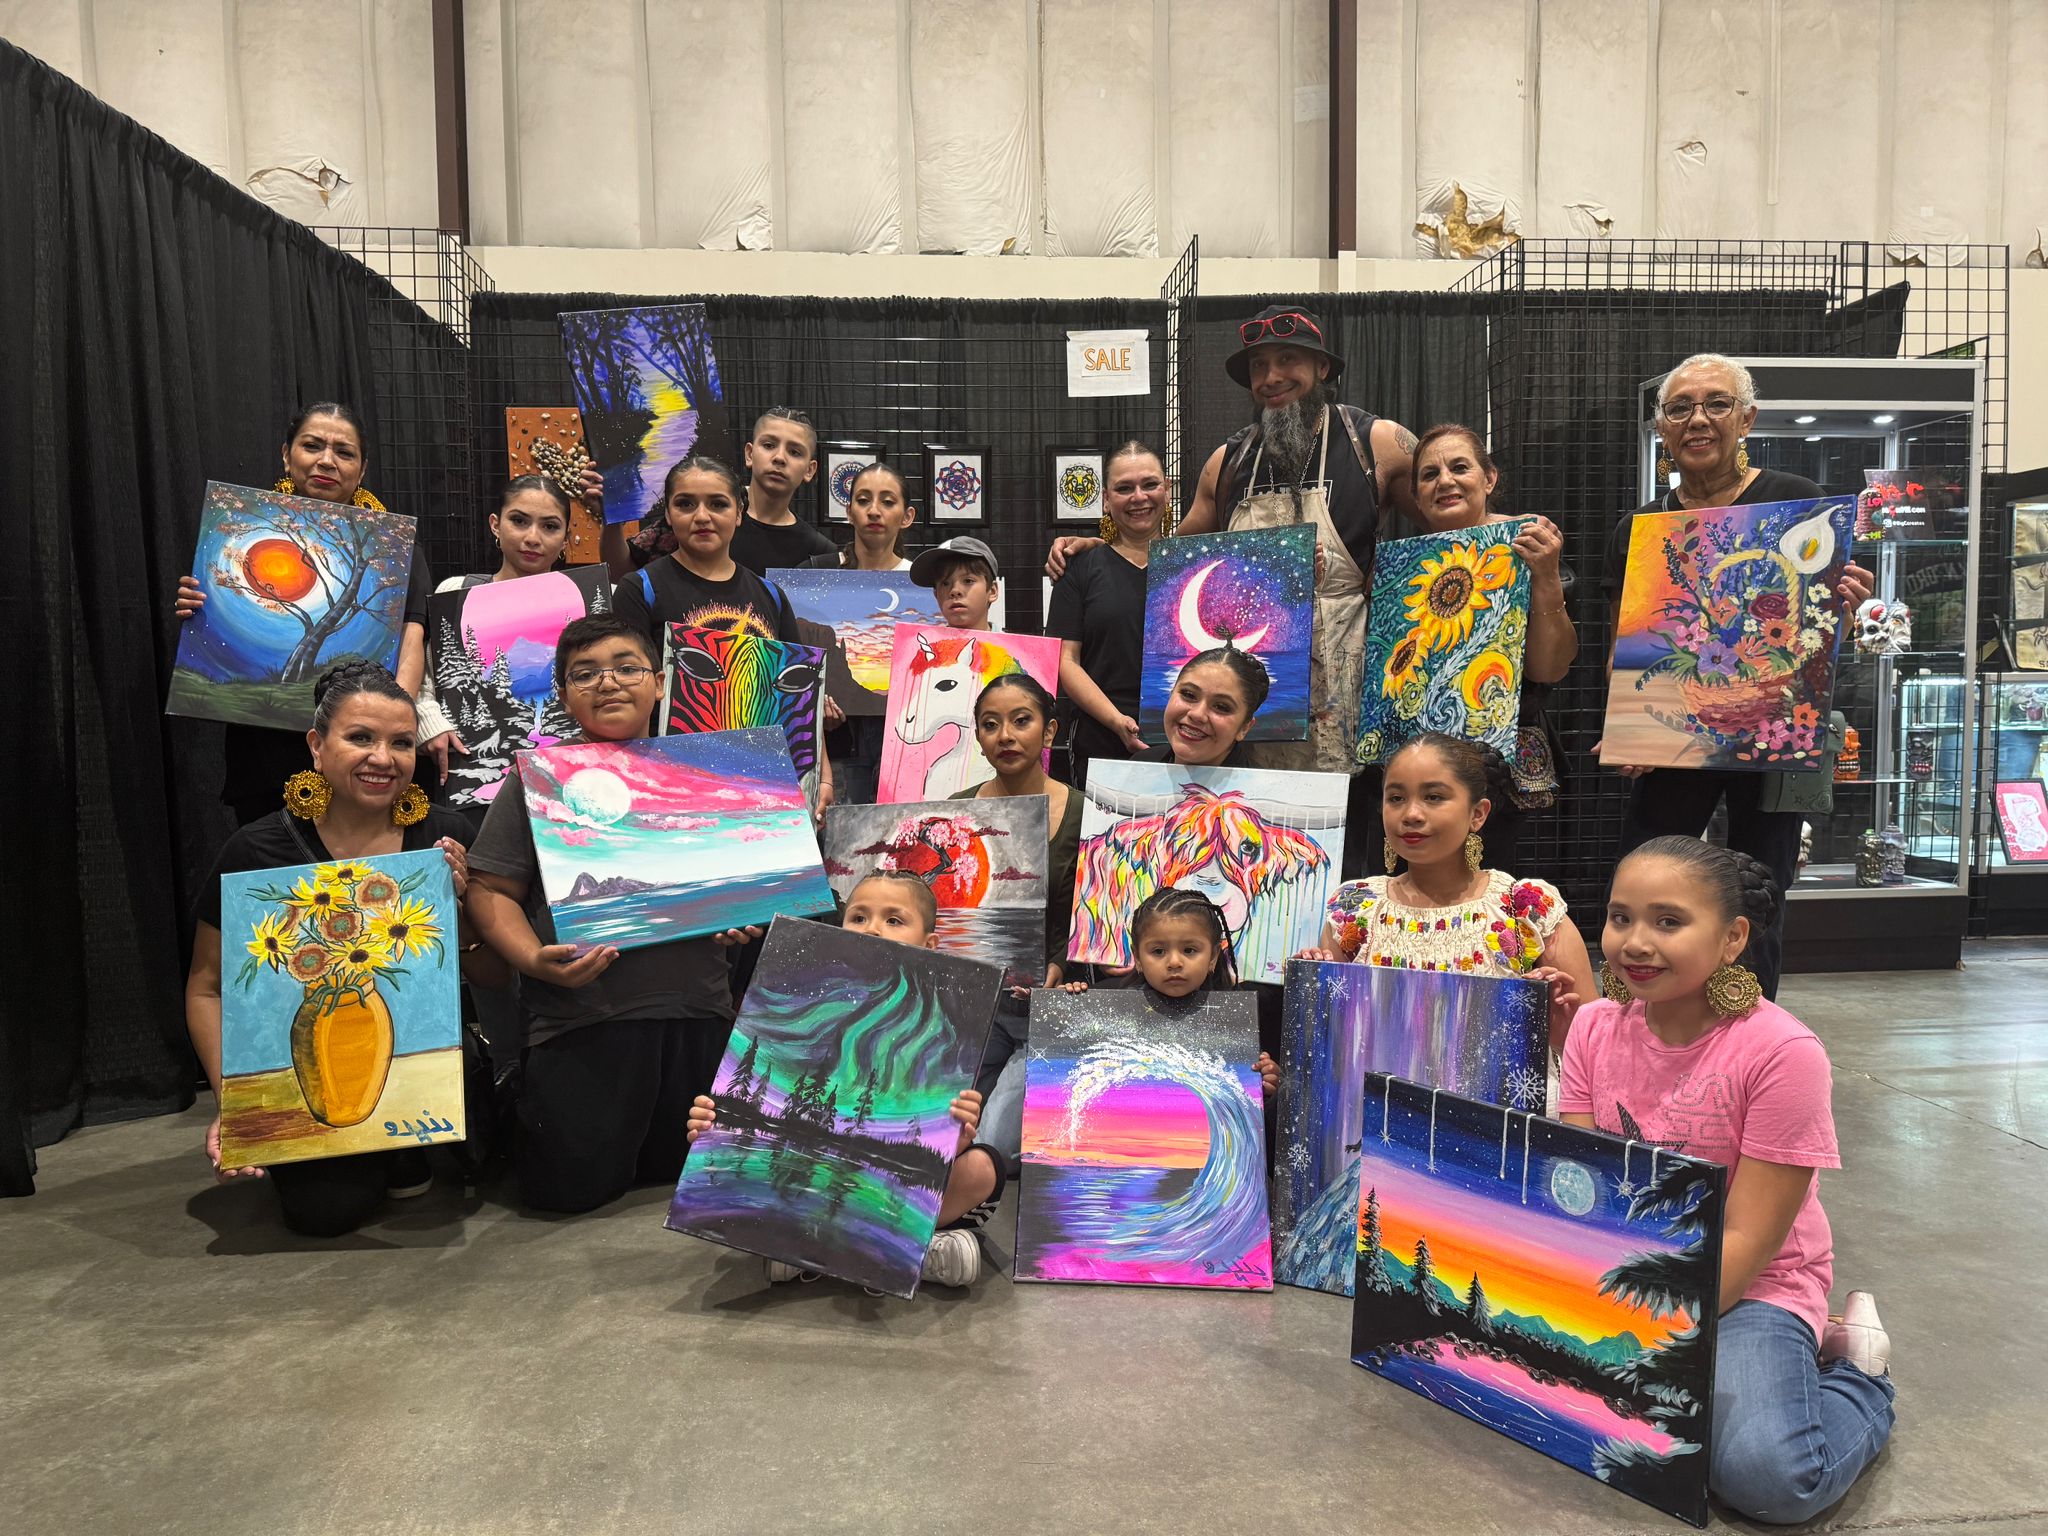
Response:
[562,768,632,825]
[1176,560,1271,654]
[1548,1158,1599,1216]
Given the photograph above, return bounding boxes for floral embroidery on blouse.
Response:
[1323,870,1565,977]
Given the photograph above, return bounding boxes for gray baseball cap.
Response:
[910,536,1001,587]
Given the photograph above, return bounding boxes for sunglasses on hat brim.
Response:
[1238,312,1324,348]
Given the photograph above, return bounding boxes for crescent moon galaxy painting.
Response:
[517,728,834,952]
[166,481,416,730]
[1139,524,1314,742]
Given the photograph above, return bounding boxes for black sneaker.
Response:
[386,1149,433,1200]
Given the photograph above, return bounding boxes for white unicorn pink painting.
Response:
[875,624,1062,803]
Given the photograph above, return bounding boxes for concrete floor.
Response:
[5,942,2046,1536]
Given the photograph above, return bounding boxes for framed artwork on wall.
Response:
[819,440,884,522]
[922,443,990,524]
[1047,446,1104,523]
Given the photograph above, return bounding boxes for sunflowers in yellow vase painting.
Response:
[1357,524,1531,767]
[217,848,464,1170]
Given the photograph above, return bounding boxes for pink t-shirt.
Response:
[1559,997,1840,1344]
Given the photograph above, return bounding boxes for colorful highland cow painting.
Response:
[1352,1073,1725,1528]
[665,918,1002,1298]
[660,624,826,804]
[1603,497,1855,772]
[1140,525,1315,742]
[559,304,730,525]
[1069,760,1347,983]
[504,406,602,563]
[1016,989,1271,1289]
[429,568,612,810]
[1356,524,1530,767]
[767,569,952,718]
[1274,962,1549,1296]
[877,624,1062,803]
[217,849,463,1170]
[167,481,416,730]
[821,796,1050,989]
[517,728,833,953]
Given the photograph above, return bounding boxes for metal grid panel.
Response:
[1160,236,1198,502]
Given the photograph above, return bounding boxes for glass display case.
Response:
[1973,669,2048,932]
[1635,357,1983,970]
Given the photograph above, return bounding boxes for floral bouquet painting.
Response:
[217,848,464,1169]
[1602,497,1855,772]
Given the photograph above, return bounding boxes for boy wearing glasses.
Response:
[467,614,763,1214]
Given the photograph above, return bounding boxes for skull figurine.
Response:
[1854,598,1913,655]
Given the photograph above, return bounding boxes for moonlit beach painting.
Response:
[1139,524,1314,742]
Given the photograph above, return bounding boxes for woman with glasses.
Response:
[1597,353,1872,999]
[1046,440,1174,786]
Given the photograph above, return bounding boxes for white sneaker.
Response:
[1821,1291,1890,1376]
[920,1228,981,1289]
[764,1259,819,1284]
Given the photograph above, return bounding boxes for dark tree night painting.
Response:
[1351,1073,1726,1527]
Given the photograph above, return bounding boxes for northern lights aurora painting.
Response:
[1138,524,1314,742]
[1016,990,1271,1290]
[1274,963,1548,1296]
[1351,1074,1725,1527]
[665,919,1002,1297]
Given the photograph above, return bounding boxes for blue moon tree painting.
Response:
[1275,962,1548,1296]
[559,303,729,525]
[428,567,612,810]
[666,918,1002,1298]
[517,727,834,953]
[1139,524,1315,743]
[1351,1073,1726,1529]
[1016,989,1272,1290]
[167,481,417,730]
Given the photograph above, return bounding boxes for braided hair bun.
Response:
[311,659,412,733]
[1725,849,1784,933]
[1624,836,1782,934]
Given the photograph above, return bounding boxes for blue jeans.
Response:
[1711,1299,1896,1524]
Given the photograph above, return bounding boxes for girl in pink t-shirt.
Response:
[1562,836,1895,1524]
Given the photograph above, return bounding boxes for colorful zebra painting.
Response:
[661,625,826,803]
[1068,761,1349,983]
[876,623,1062,803]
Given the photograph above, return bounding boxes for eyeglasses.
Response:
[565,663,653,690]
[1658,396,1741,424]
[1239,312,1322,347]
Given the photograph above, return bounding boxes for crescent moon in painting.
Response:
[878,587,900,614]
[1176,560,1270,653]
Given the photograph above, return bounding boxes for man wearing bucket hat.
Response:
[1048,304,1417,789]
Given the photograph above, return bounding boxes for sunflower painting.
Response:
[1357,524,1531,767]
[216,848,464,1170]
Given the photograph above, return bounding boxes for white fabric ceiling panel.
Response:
[1352,0,1412,257]
[511,0,643,248]
[1289,0,1328,258]
[1039,0,1155,257]
[235,0,369,226]
[1772,0,1882,242]
[2005,0,2048,263]
[1890,0,1996,253]
[1169,0,1284,258]
[92,0,232,176]
[1533,0,1648,239]
[1654,0,1767,239]
[910,0,1032,255]
[647,0,773,250]
[463,0,511,245]
[370,0,440,226]
[0,2,85,80]
[782,0,901,253]
[1413,0,1528,254]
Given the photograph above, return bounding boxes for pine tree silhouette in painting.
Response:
[1464,1273,1493,1335]
[728,1039,759,1104]
[1411,1236,1439,1311]
[852,1069,878,1131]
[1358,1186,1394,1294]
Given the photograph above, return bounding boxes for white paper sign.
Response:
[1066,329,1150,397]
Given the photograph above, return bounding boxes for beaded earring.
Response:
[1600,968,1633,1004]
[283,770,332,820]
[1464,833,1484,873]
[1384,837,1400,873]
[1706,963,1762,1017]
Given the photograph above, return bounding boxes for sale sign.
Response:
[1066,329,1150,397]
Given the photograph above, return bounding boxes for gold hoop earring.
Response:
[1706,963,1762,1017]
[391,784,431,827]
[1655,452,1674,479]
[1735,440,1751,474]
[1464,833,1484,873]
[1600,968,1633,1005]
[1384,837,1400,873]
[284,770,332,820]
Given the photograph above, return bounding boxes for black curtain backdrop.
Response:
[0,41,419,1192]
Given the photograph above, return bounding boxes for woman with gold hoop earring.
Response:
[1563,835,1896,1524]
[1047,440,1175,788]
[173,402,436,826]
[1595,354,1874,1000]
[1311,732,1597,1073]
[182,659,495,1237]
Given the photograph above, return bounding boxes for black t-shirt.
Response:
[1602,469,1824,614]
[1046,543,1147,724]
[1216,403,1382,583]
[196,804,473,930]
[610,556,803,654]
[730,514,837,577]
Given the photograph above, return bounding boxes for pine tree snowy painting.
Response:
[428,568,612,809]
[665,918,1001,1298]
[1351,1073,1726,1528]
